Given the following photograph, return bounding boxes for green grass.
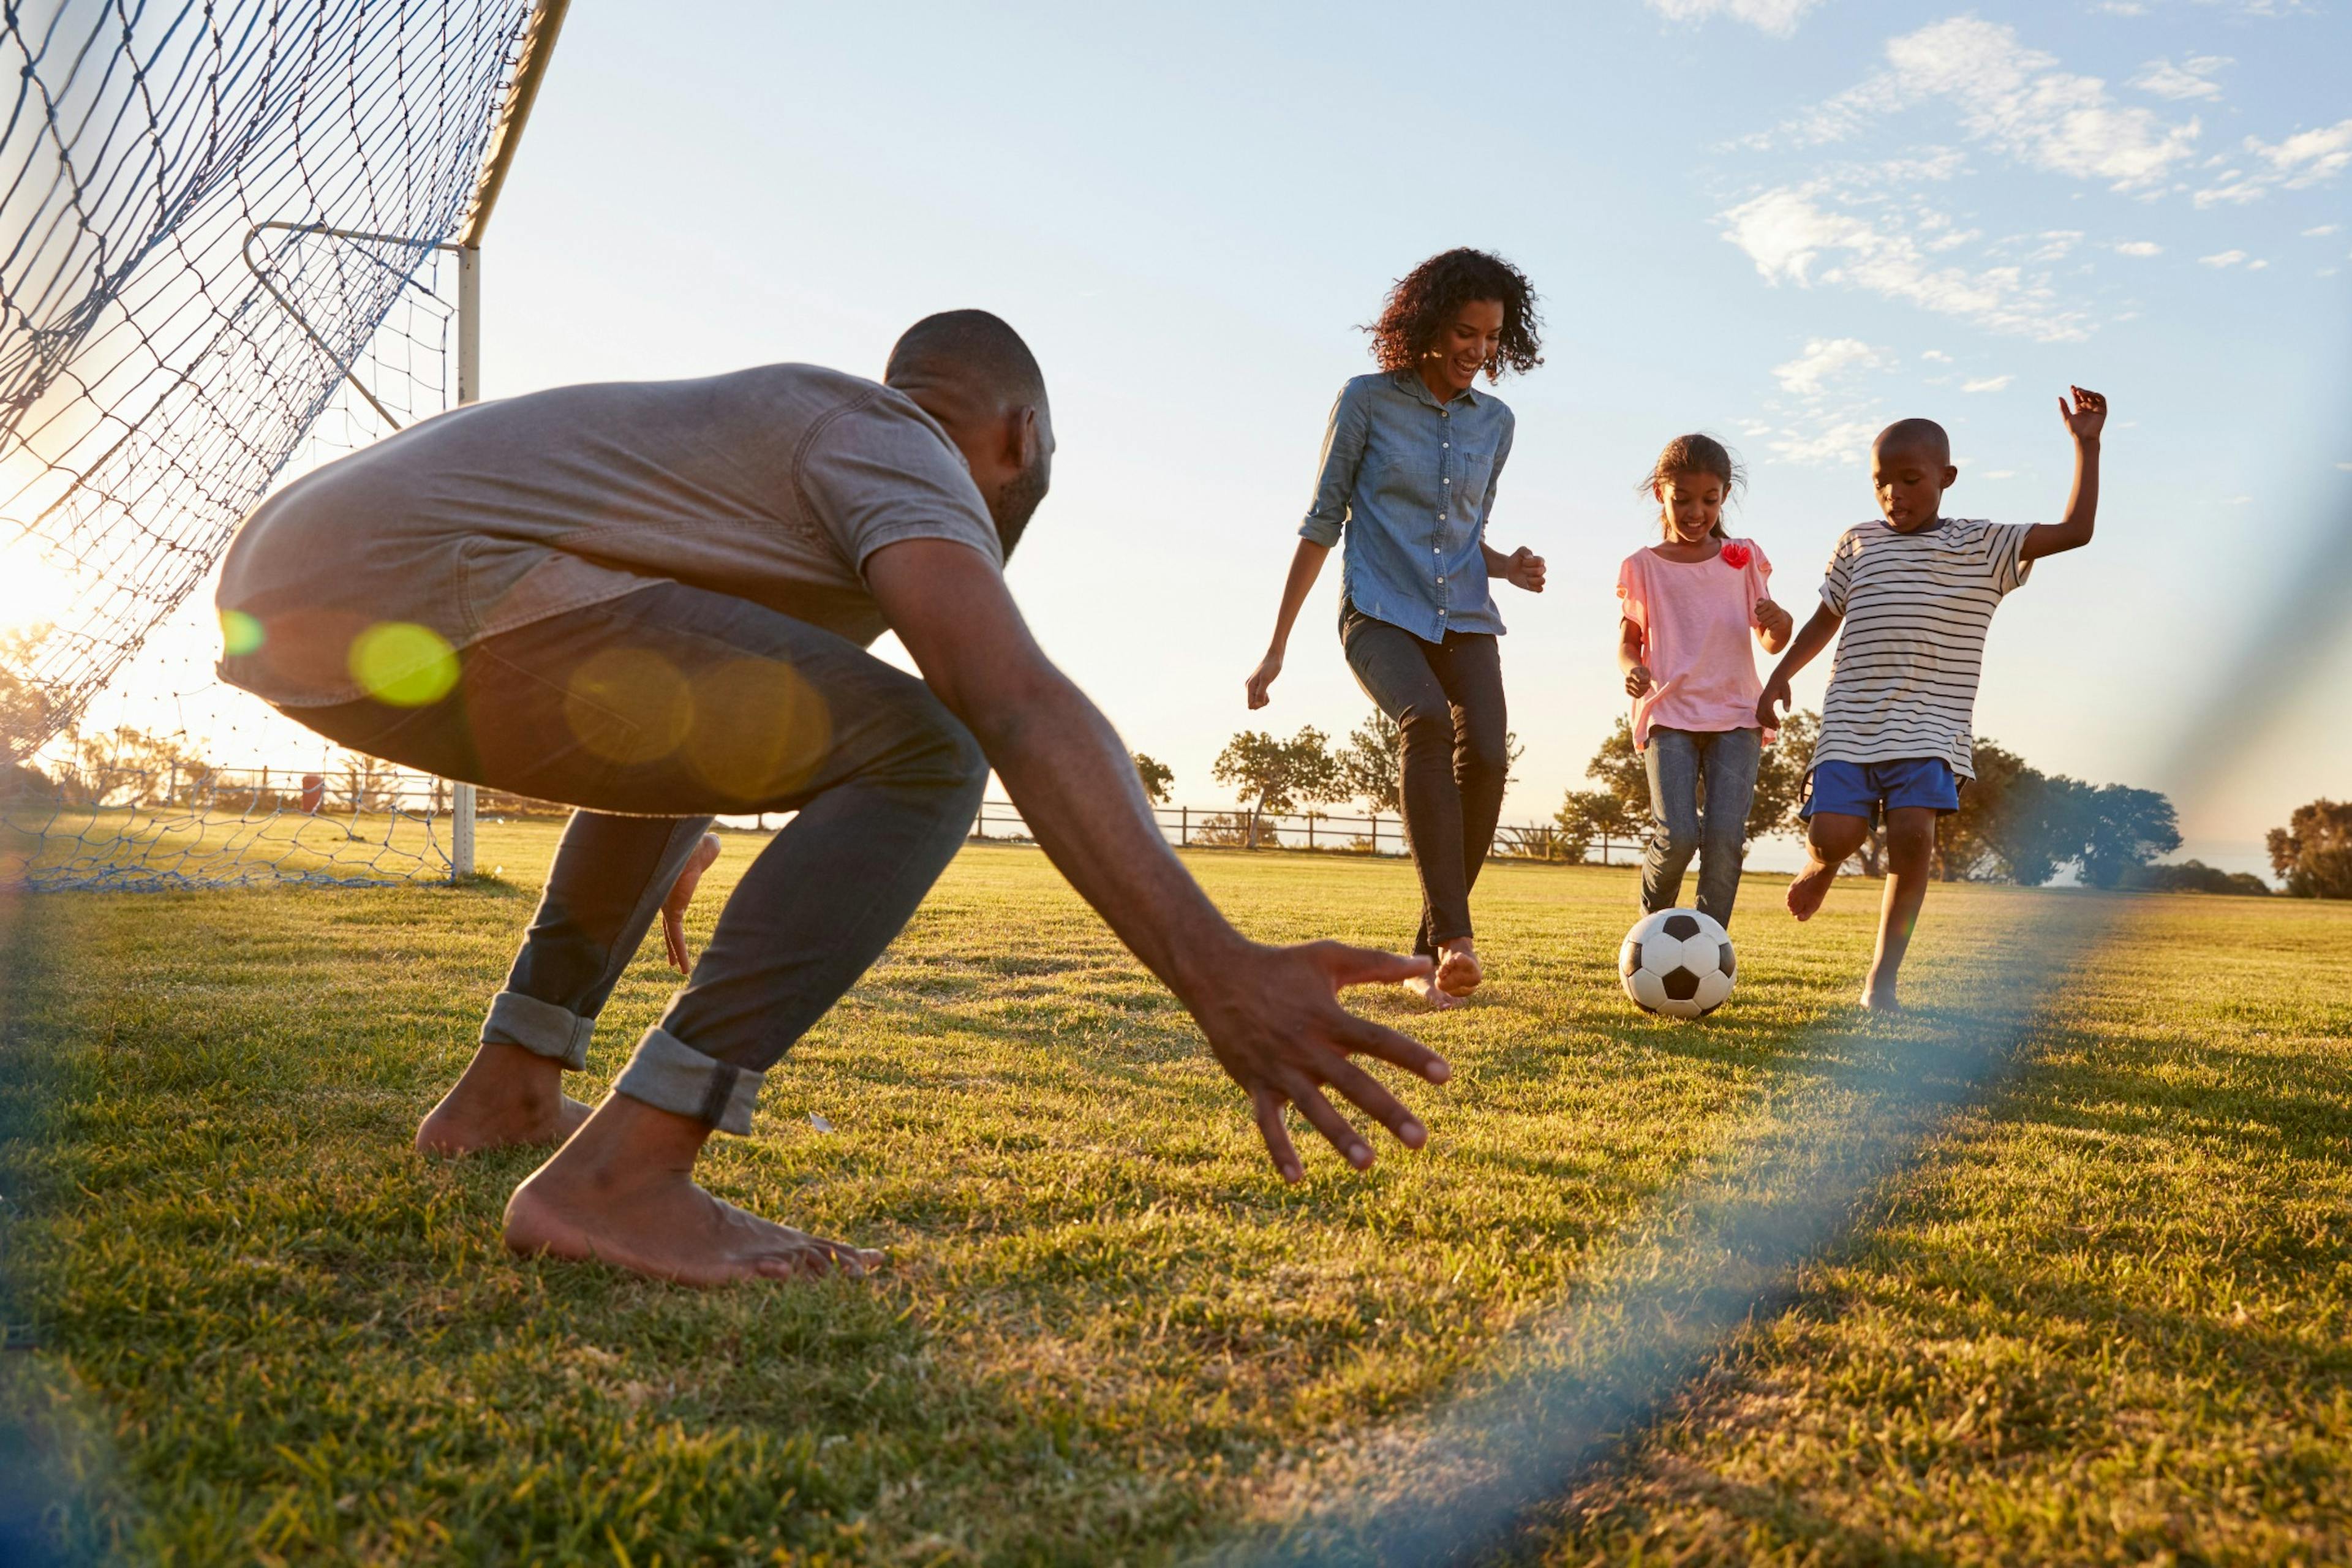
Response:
[1,827,2346,1564]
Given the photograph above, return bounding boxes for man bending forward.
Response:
[217,312,1447,1286]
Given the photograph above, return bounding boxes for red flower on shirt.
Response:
[1720,541,1753,569]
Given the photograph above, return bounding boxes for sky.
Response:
[51,0,2352,872]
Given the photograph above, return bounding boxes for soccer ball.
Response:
[1619,908,1736,1019]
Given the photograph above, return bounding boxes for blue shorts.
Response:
[1801,758,1961,821]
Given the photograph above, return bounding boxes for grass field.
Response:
[2,826,2348,1565]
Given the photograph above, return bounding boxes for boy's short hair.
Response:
[1873,418,1951,463]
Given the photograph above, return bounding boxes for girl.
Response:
[1616,434,1794,927]
[1244,248,1548,1010]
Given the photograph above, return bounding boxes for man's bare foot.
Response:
[1402,972,1461,1011]
[1434,940,1482,997]
[1786,861,1837,922]
[503,1096,882,1286]
[416,1042,594,1157]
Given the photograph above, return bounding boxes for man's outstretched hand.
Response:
[660,832,723,974]
[1187,941,1452,1182]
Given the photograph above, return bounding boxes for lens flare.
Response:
[347,622,458,707]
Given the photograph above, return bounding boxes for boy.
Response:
[1756,387,2108,1009]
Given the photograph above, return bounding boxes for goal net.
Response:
[1,0,562,891]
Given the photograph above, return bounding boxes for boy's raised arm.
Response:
[2023,385,2106,562]
[1756,601,1842,728]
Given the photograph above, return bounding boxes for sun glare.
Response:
[0,542,81,637]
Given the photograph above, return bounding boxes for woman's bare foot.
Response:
[1402,972,1461,1010]
[416,1043,594,1157]
[1786,859,1837,921]
[503,1096,881,1286]
[1434,940,1482,997]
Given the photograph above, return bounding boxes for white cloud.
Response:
[2222,495,2253,505]
[1981,469,2018,479]
[1963,375,2014,393]
[1763,19,2202,190]
[2130,56,2230,102]
[1721,186,2091,341]
[1646,0,1822,36]
[1921,349,1953,362]
[2196,118,2352,205]
[1772,337,1888,396]
[2199,249,2250,266]
[1768,416,1884,467]
[2337,462,2352,472]
[2247,118,2352,186]
[2111,239,2164,255]
[2305,224,2343,236]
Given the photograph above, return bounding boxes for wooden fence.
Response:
[967,799,1645,868]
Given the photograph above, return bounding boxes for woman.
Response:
[1245,248,1547,1009]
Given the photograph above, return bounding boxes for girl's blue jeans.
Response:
[1640,726,1762,927]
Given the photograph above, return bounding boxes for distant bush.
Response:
[2120,859,2270,896]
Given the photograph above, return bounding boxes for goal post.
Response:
[0,0,571,892]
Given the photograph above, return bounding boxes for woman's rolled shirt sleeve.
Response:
[1298,382,1370,548]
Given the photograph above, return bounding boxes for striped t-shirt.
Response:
[1813,517,2034,780]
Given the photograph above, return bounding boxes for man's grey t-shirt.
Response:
[216,364,1004,707]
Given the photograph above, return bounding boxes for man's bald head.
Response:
[885,311,1054,556]
[1873,417,1950,466]
[885,309,1047,414]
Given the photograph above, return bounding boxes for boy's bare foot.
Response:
[1860,986,1902,1012]
[1402,972,1461,1011]
[503,1096,882,1286]
[417,1042,594,1157]
[1434,940,1482,997]
[1786,861,1836,922]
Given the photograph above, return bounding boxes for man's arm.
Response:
[1756,600,1842,728]
[2022,386,2106,562]
[867,538,1449,1181]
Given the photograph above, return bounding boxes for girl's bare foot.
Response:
[1786,860,1836,921]
[1402,972,1461,1010]
[502,1097,882,1286]
[1434,940,1482,997]
[416,1043,594,1157]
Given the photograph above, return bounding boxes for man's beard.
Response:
[990,455,1049,559]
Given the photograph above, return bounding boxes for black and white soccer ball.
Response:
[1619,908,1736,1019]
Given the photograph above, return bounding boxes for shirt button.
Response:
[1437,575,1446,583]
[1442,477,1450,486]
[1442,442,1450,448]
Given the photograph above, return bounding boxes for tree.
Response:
[1749,709,1819,845]
[1939,739,2038,881]
[53,725,209,809]
[1336,710,1401,815]
[1553,787,1643,864]
[2268,799,2352,899]
[1211,726,1343,848]
[339,754,403,814]
[1,628,53,766]
[2121,860,2270,896]
[2071,783,2181,889]
[1131,752,1174,805]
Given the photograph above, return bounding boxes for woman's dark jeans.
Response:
[1340,603,1507,957]
[1639,725,1762,927]
[287,581,987,1135]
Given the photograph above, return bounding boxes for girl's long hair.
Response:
[1638,433,1746,541]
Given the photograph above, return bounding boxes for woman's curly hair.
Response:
[1363,248,1544,381]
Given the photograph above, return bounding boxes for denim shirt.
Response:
[1298,369,1515,643]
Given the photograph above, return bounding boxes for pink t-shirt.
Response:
[1616,539,1775,752]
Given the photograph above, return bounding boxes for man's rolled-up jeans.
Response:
[285,580,988,1134]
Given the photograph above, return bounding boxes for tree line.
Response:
[1148,709,2338,897]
